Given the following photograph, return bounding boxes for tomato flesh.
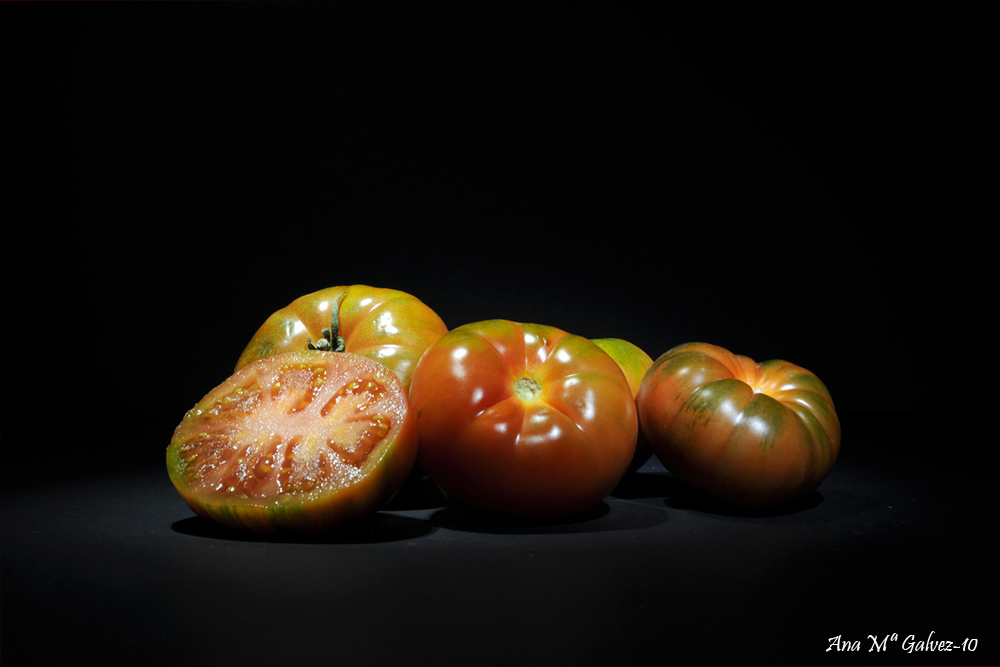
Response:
[167,351,417,532]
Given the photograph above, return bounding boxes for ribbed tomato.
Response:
[637,342,840,507]
[591,337,654,472]
[235,285,448,392]
[409,320,638,516]
[167,351,418,532]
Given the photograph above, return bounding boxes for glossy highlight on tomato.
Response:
[637,342,840,507]
[167,351,418,532]
[409,320,638,516]
[235,285,448,391]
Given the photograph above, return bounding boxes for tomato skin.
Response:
[637,342,840,507]
[409,320,638,516]
[235,285,448,392]
[591,338,654,472]
[167,351,418,532]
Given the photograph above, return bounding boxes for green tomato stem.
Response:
[307,292,347,353]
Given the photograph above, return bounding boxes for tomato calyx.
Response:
[307,292,347,353]
[513,376,542,401]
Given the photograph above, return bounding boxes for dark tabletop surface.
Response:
[3,414,992,666]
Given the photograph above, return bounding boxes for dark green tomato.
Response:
[637,342,840,507]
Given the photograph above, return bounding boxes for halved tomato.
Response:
[166,351,418,532]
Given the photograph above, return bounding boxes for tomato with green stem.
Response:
[409,320,638,516]
[637,342,840,507]
[235,285,448,392]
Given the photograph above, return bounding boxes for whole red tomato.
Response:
[409,320,638,516]
[637,342,840,507]
[235,285,448,392]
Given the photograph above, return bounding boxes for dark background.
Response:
[9,4,966,434]
[3,3,987,667]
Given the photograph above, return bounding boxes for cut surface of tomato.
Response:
[167,351,417,532]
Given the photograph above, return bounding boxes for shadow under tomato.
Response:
[610,470,683,500]
[610,468,824,519]
[170,511,435,544]
[381,474,450,512]
[428,496,669,535]
[665,485,825,519]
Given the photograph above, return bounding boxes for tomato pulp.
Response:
[167,351,418,531]
[409,320,638,516]
[637,342,840,507]
[235,285,448,392]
